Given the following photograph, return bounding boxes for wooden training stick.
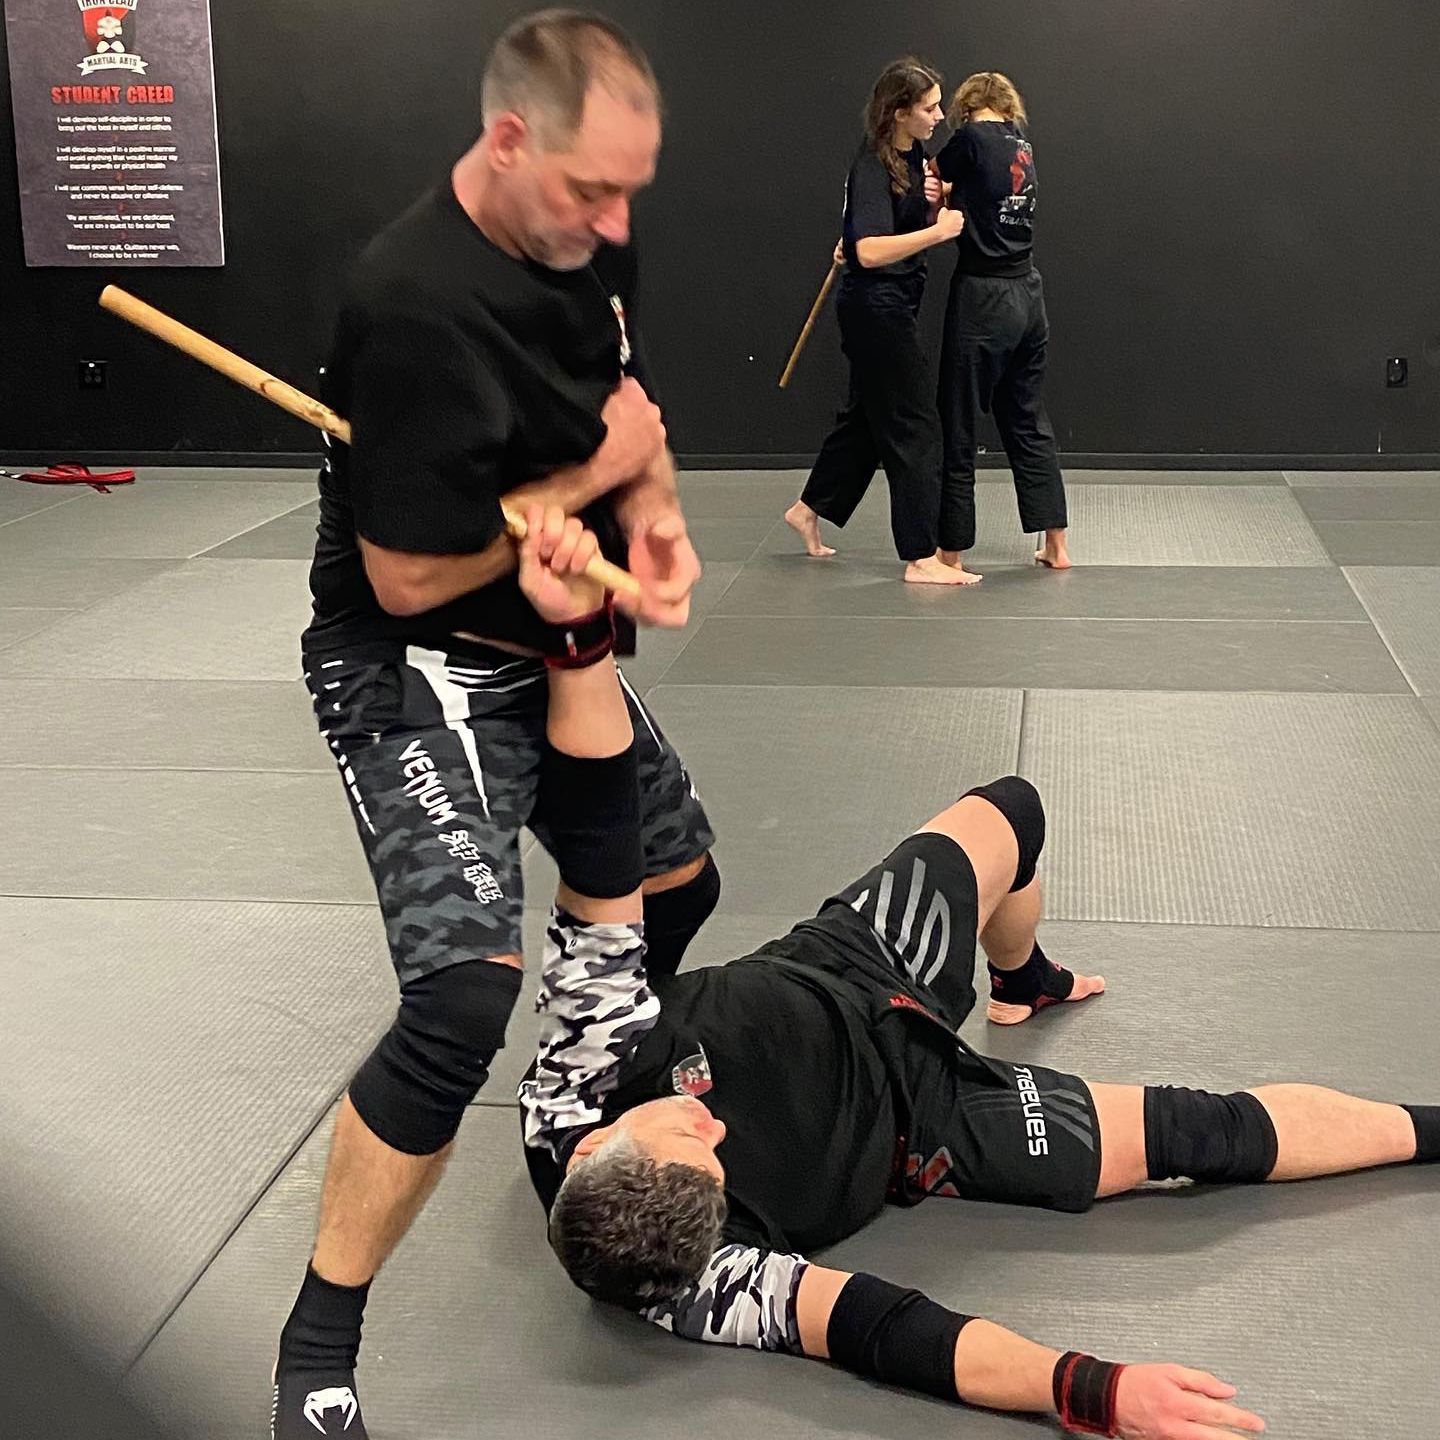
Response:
[98,285,642,599]
[777,258,840,389]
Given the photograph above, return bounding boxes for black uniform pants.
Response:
[937,268,1068,554]
[801,284,941,563]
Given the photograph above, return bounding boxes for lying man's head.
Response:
[550,1096,728,1307]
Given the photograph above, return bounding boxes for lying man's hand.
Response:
[517,503,606,623]
[1113,1364,1265,1439]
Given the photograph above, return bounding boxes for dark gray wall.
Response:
[3,1,1437,461]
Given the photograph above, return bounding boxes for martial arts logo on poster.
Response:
[4,0,224,265]
[77,0,145,76]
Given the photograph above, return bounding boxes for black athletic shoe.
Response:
[271,1369,369,1439]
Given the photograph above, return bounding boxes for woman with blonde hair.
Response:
[933,71,1070,575]
[785,59,973,585]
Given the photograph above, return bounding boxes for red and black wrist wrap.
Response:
[1053,1351,1125,1437]
[543,594,617,670]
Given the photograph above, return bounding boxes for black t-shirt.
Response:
[934,119,1036,277]
[526,944,902,1254]
[839,140,929,295]
[521,904,1005,1255]
[301,183,651,659]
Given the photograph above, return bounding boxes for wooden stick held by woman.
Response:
[777,258,841,389]
[97,285,642,598]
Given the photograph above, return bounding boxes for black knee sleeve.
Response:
[964,775,1045,892]
[349,960,524,1156]
[642,854,720,978]
[1143,1086,1278,1184]
[536,742,644,899]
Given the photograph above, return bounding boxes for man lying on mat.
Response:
[512,511,1439,1440]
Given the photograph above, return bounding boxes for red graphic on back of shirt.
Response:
[1010,141,1035,196]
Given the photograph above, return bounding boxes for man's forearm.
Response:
[797,1266,1059,1419]
[359,530,516,617]
[506,450,627,519]
[855,226,944,268]
[952,1319,1061,1414]
[360,455,630,618]
[612,447,680,534]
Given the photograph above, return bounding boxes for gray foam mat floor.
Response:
[1,466,1437,1438]
[1345,566,1440,694]
[0,678,327,770]
[761,484,1330,567]
[0,897,393,1366]
[1023,690,1440,929]
[0,483,84,525]
[0,481,314,561]
[130,922,1440,1440]
[0,559,315,680]
[1311,519,1440,566]
[660,614,1408,691]
[715,561,1368,621]
[630,684,1022,913]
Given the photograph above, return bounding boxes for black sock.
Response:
[641,855,720,978]
[988,941,1074,1006]
[277,1264,371,1374]
[1403,1105,1440,1163]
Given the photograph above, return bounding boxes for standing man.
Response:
[274,13,719,1438]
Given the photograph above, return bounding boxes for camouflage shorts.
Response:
[304,645,714,986]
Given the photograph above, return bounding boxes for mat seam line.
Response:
[123,1082,350,1375]
[0,557,193,654]
[1337,568,1422,698]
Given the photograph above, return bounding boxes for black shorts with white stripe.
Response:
[755,830,1100,1215]
[899,1052,1101,1214]
[774,832,983,1032]
[303,644,714,985]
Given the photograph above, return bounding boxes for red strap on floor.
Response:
[3,464,136,493]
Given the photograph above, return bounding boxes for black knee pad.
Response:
[642,854,720,978]
[964,775,1045,892]
[349,960,524,1156]
[1143,1086,1278,1184]
[536,742,644,899]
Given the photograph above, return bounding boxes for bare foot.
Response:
[988,970,1105,1025]
[905,555,982,586]
[784,501,836,557]
[1034,528,1072,569]
[936,548,984,584]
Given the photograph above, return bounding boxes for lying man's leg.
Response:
[905,1038,1437,1214]
[1092,1081,1436,1196]
[918,776,1104,1023]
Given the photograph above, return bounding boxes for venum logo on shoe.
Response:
[303,1386,358,1434]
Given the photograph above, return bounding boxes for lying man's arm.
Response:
[647,1249,1264,1439]
[512,505,654,1162]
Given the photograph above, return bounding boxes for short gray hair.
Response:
[549,1133,726,1308]
[481,9,660,150]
